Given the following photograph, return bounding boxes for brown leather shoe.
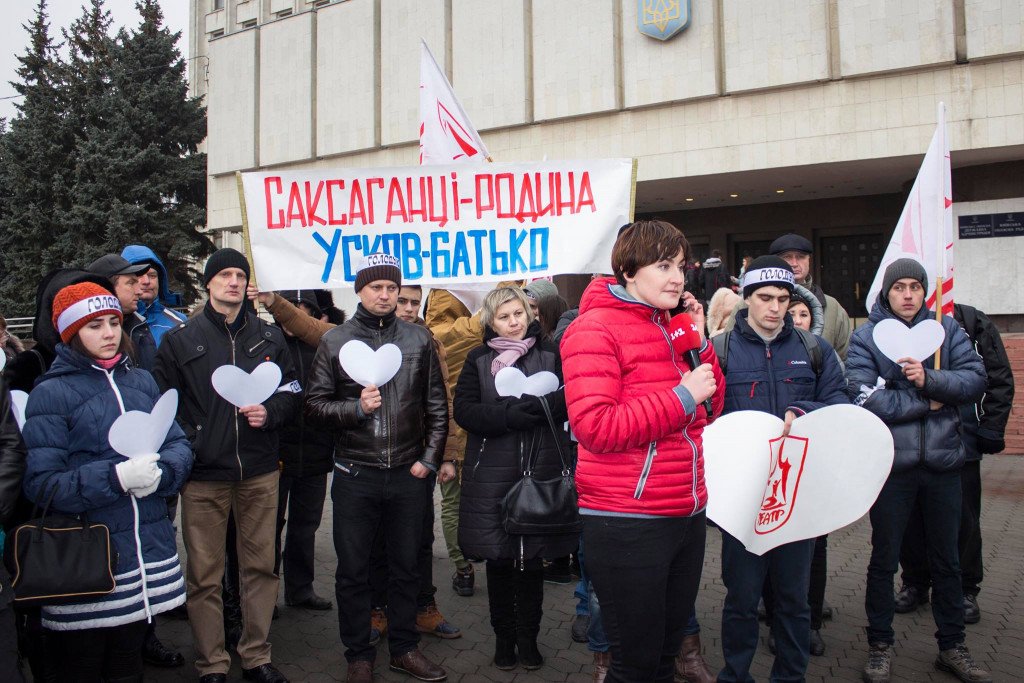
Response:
[389,649,447,681]
[674,634,715,683]
[346,660,373,683]
[593,651,612,682]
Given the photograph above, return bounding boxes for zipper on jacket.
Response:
[634,441,658,499]
[227,321,245,480]
[681,410,701,511]
[472,438,486,479]
[765,344,778,416]
[99,367,153,623]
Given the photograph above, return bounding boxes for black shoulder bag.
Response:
[4,484,117,606]
[501,395,584,536]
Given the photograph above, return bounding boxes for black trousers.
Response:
[0,601,25,683]
[763,535,828,629]
[275,472,329,603]
[583,513,706,683]
[900,460,983,596]
[369,473,438,610]
[52,619,148,682]
[332,462,429,663]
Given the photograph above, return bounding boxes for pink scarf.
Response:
[487,337,536,376]
[94,354,122,370]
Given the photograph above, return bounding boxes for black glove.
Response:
[976,435,1005,455]
[506,400,544,431]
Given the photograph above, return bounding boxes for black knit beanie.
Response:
[203,248,250,286]
[742,256,795,299]
[881,258,928,297]
[354,253,402,292]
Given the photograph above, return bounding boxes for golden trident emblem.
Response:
[642,0,681,33]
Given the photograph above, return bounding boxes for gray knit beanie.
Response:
[881,258,928,297]
[523,279,559,303]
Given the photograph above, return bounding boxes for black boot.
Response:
[516,565,545,671]
[486,561,518,670]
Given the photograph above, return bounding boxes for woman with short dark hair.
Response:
[561,220,726,682]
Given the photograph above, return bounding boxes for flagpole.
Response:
[933,102,947,369]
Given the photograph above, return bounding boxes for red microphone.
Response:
[668,312,712,417]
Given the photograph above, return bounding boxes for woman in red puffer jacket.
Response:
[561,220,725,683]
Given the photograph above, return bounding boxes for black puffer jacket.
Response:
[847,300,986,473]
[454,322,578,561]
[304,305,447,470]
[153,302,300,481]
[281,334,334,477]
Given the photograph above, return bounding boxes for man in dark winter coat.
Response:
[894,302,1015,624]
[700,250,733,302]
[305,253,448,683]
[714,256,848,683]
[0,379,27,683]
[154,248,300,683]
[847,258,989,683]
[273,291,335,612]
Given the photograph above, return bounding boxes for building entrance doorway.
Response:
[818,233,885,317]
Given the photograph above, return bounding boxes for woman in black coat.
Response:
[454,286,577,672]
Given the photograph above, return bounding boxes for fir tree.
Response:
[0,0,77,312]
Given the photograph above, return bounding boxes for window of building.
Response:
[240,19,257,28]
[210,29,225,38]
[276,9,293,18]
[213,0,224,10]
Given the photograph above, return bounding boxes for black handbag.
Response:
[4,484,117,606]
[501,395,583,536]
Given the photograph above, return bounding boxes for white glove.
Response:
[131,469,162,499]
[115,454,160,494]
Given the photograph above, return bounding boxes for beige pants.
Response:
[181,470,280,675]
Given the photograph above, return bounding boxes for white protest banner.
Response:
[703,405,894,555]
[239,159,636,291]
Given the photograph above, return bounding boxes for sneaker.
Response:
[369,607,387,647]
[894,584,929,614]
[963,593,981,625]
[935,644,992,682]
[571,614,591,643]
[863,642,892,683]
[452,564,474,597]
[416,604,462,639]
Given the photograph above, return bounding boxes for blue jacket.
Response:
[846,301,986,473]
[21,345,193,630]
[121,245,186,347]
[720,311,849,418]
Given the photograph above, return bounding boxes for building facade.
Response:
[189,0,1024,324]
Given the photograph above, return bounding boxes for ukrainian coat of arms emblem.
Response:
[637,0,691,41]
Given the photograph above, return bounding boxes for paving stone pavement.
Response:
[131,455,1024,682]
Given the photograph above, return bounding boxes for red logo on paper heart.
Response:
[755,436,808,534]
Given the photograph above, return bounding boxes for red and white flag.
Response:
[867,103,954,315]
[419,40,489,165]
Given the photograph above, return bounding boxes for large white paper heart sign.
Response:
[108,390,179,459]
[339,341,402,387]
[10,390,28,431]
[212,362,282,408]
[703,404,894,555]
[495,367,559,398]
[872,318,945,366]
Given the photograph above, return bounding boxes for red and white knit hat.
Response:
[51,282,123,344]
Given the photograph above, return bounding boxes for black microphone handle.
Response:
[683,349,714,418]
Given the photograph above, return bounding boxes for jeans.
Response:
[584,513,706,682]
[332,461,429,663]
[866,468,964,650]
[574,539,590,617]
[275,472,328,603]
[720,531,814,683]
[370,473,438,610]
[52,619,147,682]
[900,460,983,596]
[763,535,828,630]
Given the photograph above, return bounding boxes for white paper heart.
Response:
[872,318,945,366]
[703,404,894,555]
[108,389,179,459]
[0,353,5,372]
[494,367,560,399]
[339,341,402,387]
[10,390,28,431]
[212,362,282,408]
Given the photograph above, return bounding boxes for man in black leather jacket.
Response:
[305,253,448,683]
[154,248,299,683]
[0,379,27,682]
